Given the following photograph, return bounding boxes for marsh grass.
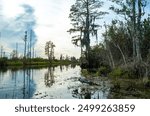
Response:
[108,78,150,99]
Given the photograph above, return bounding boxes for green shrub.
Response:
[123,62,147,79]
[108,62,147,79]
[8,61,23,66]
[97,66,110,76]
[81,69,89,77]
[108,67,124,78]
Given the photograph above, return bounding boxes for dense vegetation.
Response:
[69,0,150,77]
[68,0,150,98]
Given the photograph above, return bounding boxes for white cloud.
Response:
[0,0,116,59]
[0,0,80,58]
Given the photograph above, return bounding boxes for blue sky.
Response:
[0,0,79,58]
[0,0,149,58]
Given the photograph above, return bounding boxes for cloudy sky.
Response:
[0,0,115,59]
[0,0,149,59]
[0,0,78,58]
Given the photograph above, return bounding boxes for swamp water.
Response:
[0,65,110,99]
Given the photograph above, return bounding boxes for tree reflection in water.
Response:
[44,67,55,87]
[0,68,35,99]
[66,65,69,71]
[22,68,35,99]
[0,65,111,99]
[71,64,76,68]
[60,65,63,72]
[0,68,7,81]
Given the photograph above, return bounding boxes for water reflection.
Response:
[44,67,55,87]
[66,65,69,71]
[0,68,7,81]
[11,69,17,98]
[59,65,73,72]
[60,65,63,72]
[71,64,76,68]
[0,68,35,99]
[0,65,110,99]
[22,69,35,99]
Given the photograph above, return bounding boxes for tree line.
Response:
[0,36,78,67]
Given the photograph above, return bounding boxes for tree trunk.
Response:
[136,0,142,62]
[85,0,90,67]
[132,0,136,61]
[104,23,115,69]
[132,0,142,62]
[116,44,127,66]
[48,45,50,62]
[24,31,27,59]
[80,28,83,58]
[105,40,115,69]
[108,44,115,68]
[107,54,112,68]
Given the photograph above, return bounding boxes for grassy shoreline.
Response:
[0,57,79,69]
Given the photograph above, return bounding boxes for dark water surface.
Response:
[0,65,110,99]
